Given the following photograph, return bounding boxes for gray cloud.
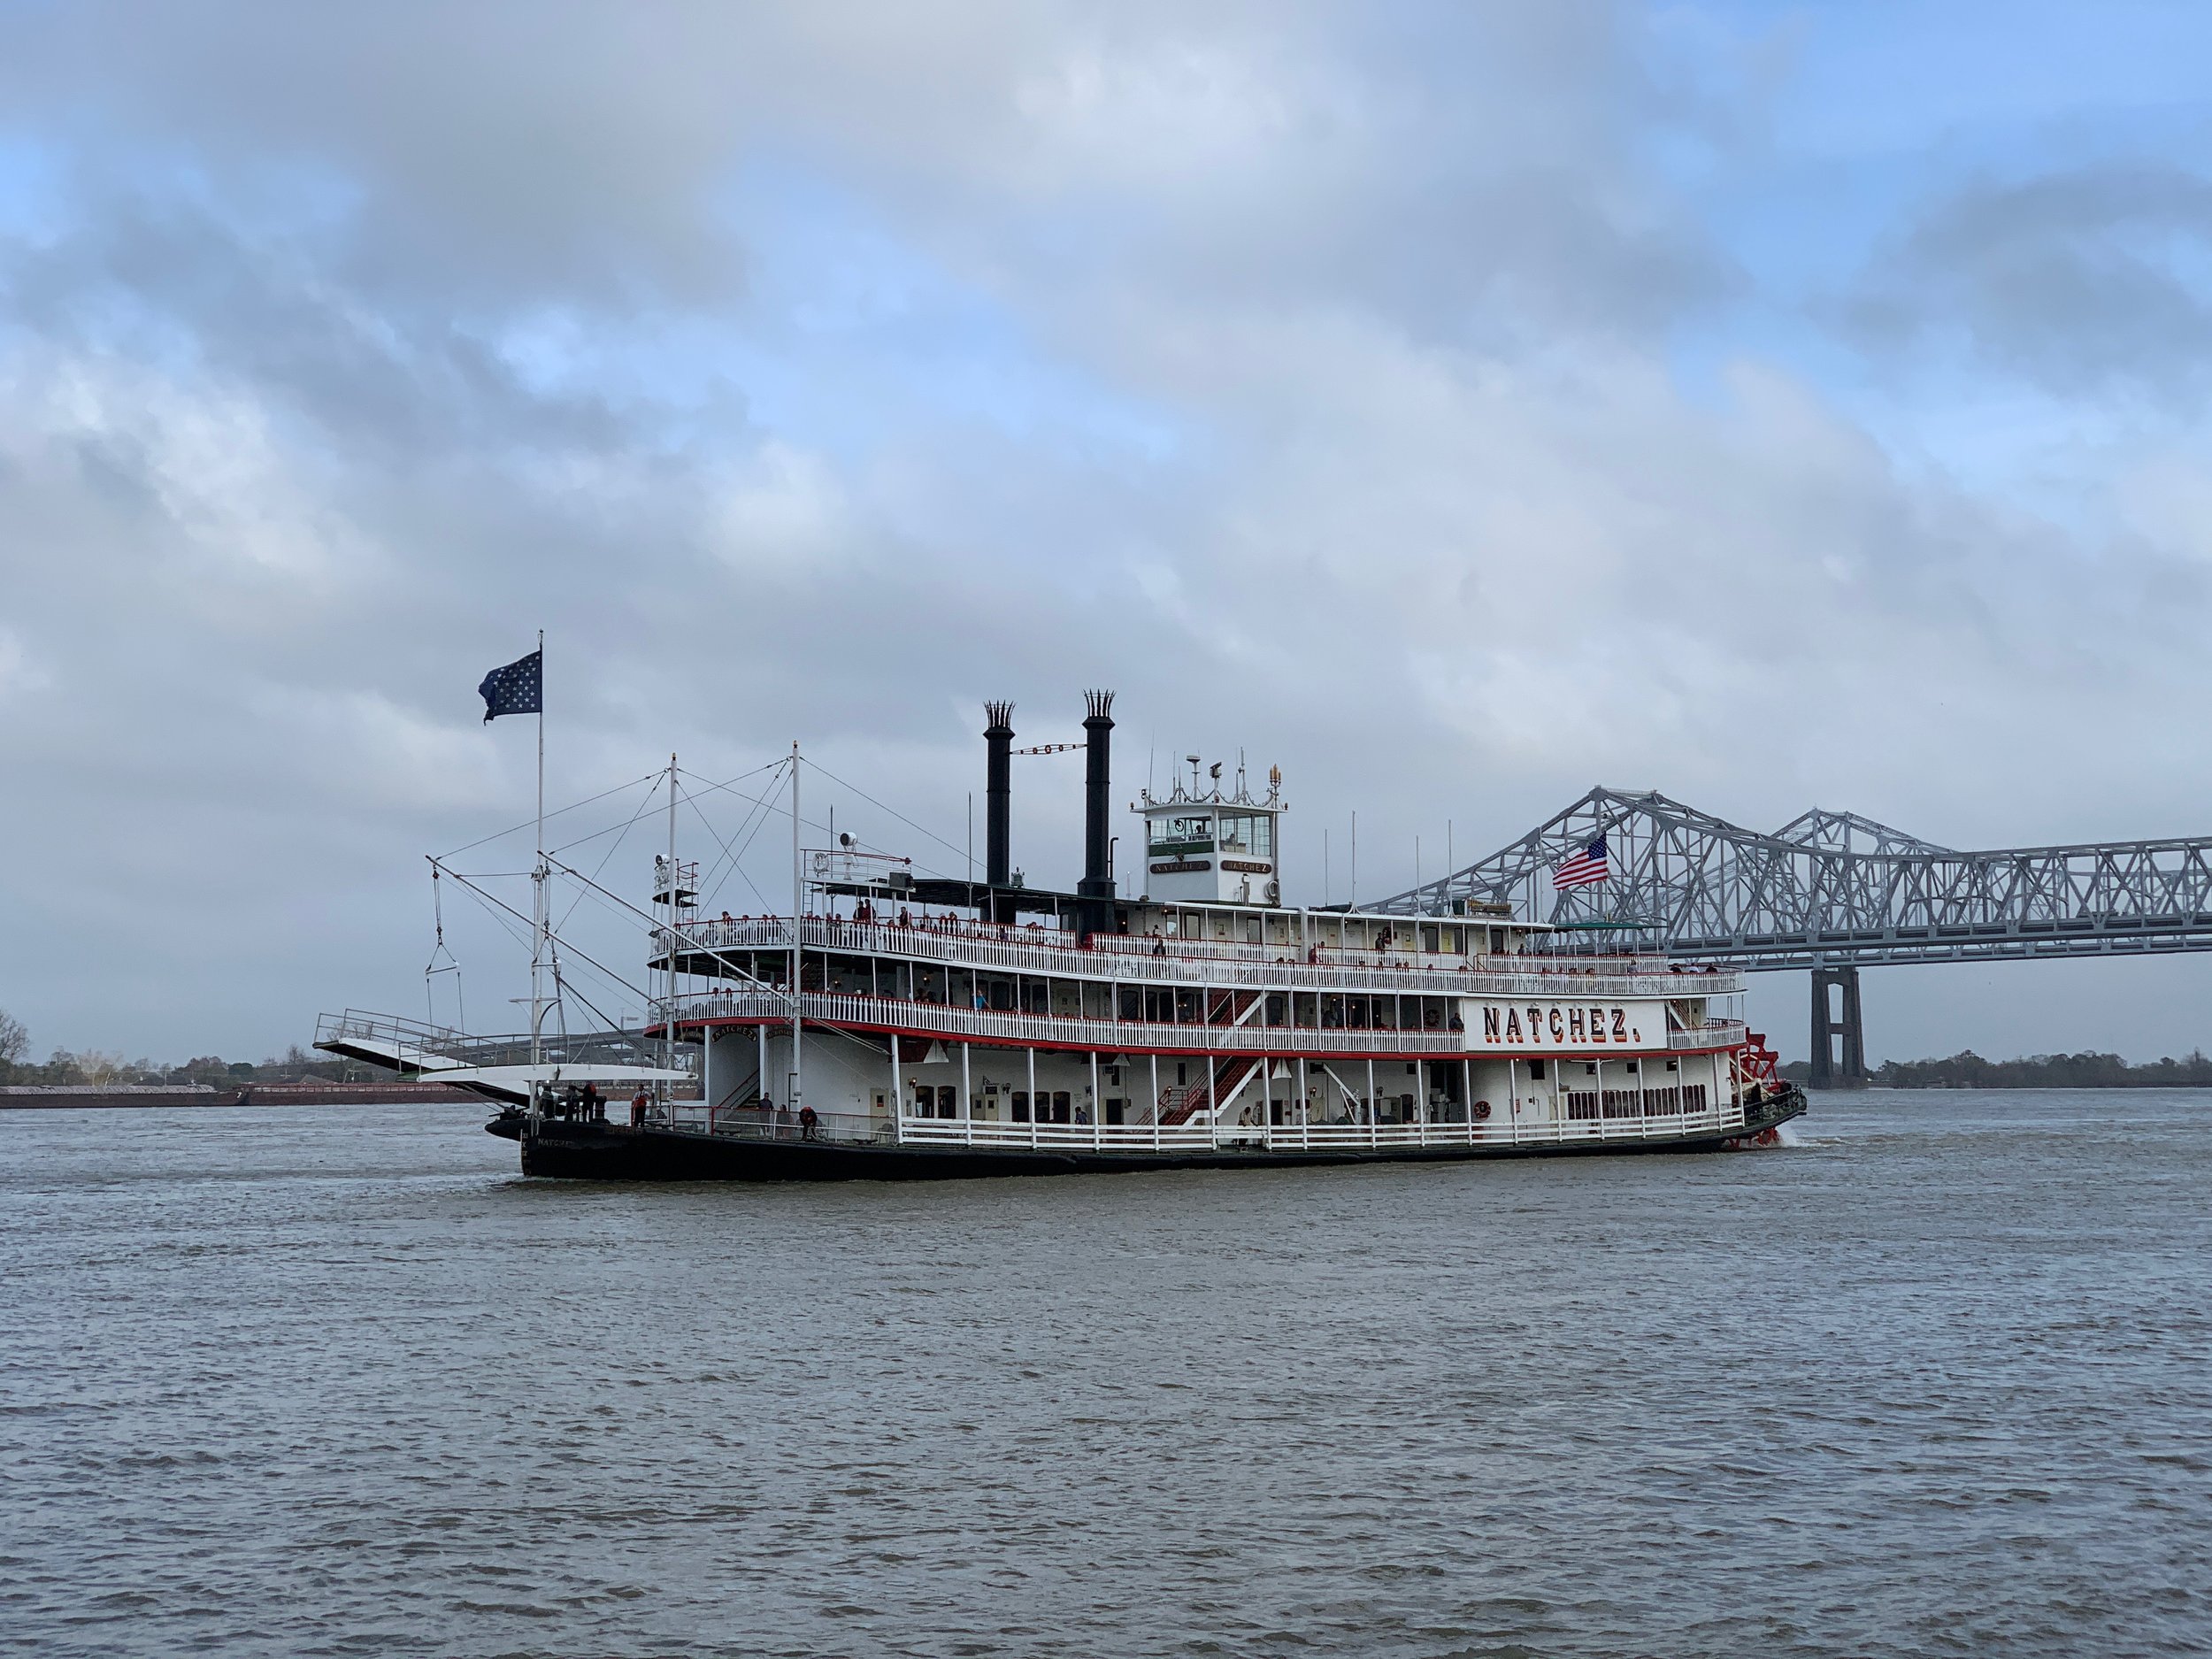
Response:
[1844,164,2212,399]
[0,4,2208,1066]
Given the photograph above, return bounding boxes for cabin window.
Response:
[1217,811,1274,858]
[1052,1090,1071,1124]
[936,1086,957,1118]
[1105,1098,1125,1125]
[1177,1062,1187,1087]
[1527,1059,1546,1080]
[1011,1091,1030,1122]
[1150,814,1214,851]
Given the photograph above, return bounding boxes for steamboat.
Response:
[319,690,1803,1179]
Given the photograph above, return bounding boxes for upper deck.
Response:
[659,913,1747,1000]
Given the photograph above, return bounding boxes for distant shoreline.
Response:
[0,1083,477,1110]
[1804,1082,2212,1093]
[1785,1052,2212,1090]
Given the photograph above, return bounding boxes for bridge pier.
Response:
[1809,965,1868,1090]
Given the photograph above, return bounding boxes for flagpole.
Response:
[665,752,678,1094]
[532,628,545,1077]
[789,741,803,1114]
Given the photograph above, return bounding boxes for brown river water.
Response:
[3,1091,2207,1657]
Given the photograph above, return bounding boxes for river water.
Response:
[3,1090,2206,1658]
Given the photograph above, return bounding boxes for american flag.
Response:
[1553,834,1609,890]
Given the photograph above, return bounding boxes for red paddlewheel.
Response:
[1738,1031,1782,1085]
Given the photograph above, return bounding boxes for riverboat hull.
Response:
[488,1091,1807,1181]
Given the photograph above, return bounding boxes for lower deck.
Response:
[691,1018,1745,1142]
[493,1088,1805,1180]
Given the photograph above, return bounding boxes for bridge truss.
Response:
[1379,787,2212,972]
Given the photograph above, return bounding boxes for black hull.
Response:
[489,1094,1807,1181]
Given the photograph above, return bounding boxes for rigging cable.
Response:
[424,864,465,1033]
[801,758,973,869]
[440,772,664,860]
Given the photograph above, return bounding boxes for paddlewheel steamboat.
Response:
[320,690,1802,1178]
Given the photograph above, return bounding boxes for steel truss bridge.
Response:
[1378,787,2212,1086]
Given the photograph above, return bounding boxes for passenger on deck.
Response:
[582,1081,602,1120]
[798,1104,820,1140]
[630,1089,649,1128]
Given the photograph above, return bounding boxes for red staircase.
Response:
[1156,1055,1261,1127]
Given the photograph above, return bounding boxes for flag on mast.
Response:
[479,650,542,723]
[1553,834,1609,889]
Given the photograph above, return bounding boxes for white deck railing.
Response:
[657,917,1744,999]
[657,988,1750,1061]
[664,988,1474,1056]
[648,1096,1749,1154]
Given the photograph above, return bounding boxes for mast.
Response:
[531,627,545,1079]
[666,753,678,1091]
[790,741,803,1110]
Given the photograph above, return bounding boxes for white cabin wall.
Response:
[705,1027,761,1110]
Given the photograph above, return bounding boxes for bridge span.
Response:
[1377,787,2212,1087]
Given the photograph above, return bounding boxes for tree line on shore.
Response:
[0,1010,373,1087]
[1779,1048,2212,1088]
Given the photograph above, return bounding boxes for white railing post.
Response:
[889,1031,902,1145]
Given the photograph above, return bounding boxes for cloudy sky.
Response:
[4,1,2212,1064]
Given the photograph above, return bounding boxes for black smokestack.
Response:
[1078,689,1115,936]
[984,702,1013,918]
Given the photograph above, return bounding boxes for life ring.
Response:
[1472,1100,1493,1121]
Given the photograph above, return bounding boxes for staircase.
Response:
[1156,1055,1263,1127]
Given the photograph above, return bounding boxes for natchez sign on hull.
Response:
[1469,999,1677,1052]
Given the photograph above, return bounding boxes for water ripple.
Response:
[2,1093,2208,1657]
